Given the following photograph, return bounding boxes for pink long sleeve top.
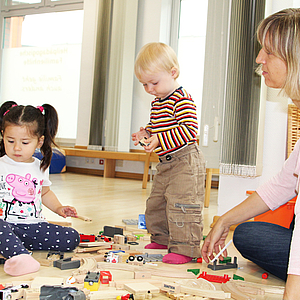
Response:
[256,138,300,275]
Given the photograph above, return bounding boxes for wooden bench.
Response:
[204,168,219,208]
[63,148,218,200]
[63,148,159,189]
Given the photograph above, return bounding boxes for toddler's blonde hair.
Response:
[134,42,180,80]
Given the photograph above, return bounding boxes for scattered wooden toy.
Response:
[103,225,123,237]
[262,272,269,279]
[208,256,238,271]
[139,137,150,147]
[160,282,181,294]
[53,257,81,270]
[40,285,86,299]
[187,268,200,276]
[75,215,92,222]
[233,274,245,281]
[122,219,138,225]
[198,271,231,283]
[0,284,30,300]
[124,281,160,295]
[84,271,101,291]
[80,233,96,243]
[100,271,112,284]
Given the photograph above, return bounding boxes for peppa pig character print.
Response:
[3,173,40,221]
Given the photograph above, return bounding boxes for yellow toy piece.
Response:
[83,271,100,291]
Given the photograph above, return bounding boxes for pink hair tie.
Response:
[37,106,44,114]
[3,104,17,116]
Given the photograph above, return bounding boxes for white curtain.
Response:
[220,0,265,177]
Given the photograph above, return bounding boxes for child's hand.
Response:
[132,127,150,146]
[144,135,159,153]
[56,206,78,218]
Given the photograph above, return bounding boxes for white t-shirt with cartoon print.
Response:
[0,155,51,224]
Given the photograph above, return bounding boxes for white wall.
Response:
[76,0,98,146]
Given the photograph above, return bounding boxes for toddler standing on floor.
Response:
[0,101,80,276]
[132,42,205,264]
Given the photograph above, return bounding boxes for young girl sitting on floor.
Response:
[0,101,80,276]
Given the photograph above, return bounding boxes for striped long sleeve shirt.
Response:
[145,87,198,156]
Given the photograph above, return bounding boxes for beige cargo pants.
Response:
[145,143,205,258]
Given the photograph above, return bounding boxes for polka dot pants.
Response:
[0,219,80,259]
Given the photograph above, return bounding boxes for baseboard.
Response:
[66,167,220,187]
[66,167,147,181]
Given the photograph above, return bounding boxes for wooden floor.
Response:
[0,172,285,299]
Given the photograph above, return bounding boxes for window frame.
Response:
[1,0,82,12]
[0,0,83,69]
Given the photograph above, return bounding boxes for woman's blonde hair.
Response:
[134,42,180,80]
[257,8,300,99]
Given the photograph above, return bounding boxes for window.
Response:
[0,8,84,140]
[177,0,208,126]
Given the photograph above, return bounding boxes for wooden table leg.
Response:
[104,159,116,178]
[204,168,219,208]
[142,153,151,189]
[204,168,213,208]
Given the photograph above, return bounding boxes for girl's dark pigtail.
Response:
[0,101,18,129]
[0,101,18,157]
[40,104,58,171]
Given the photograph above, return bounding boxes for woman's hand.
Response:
[202,192,270,262]
[201,218,230,262]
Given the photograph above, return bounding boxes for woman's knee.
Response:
[233,222,248,246]
[233,221,292,253]
[233,222,261,252]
